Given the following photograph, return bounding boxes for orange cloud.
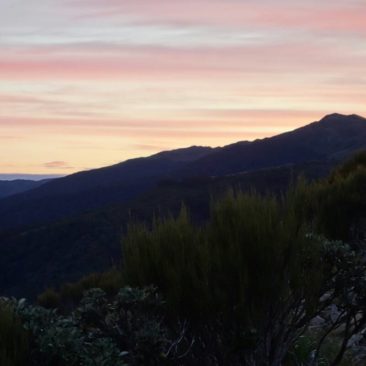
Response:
[43,161,73,169]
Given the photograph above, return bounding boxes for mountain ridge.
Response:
[0,113,365,297]
[0,113,365,231]
[0,179,51,199]
[176,113,366,178]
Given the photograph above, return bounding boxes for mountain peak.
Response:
[320,113,365,123]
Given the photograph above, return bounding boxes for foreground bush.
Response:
[3,153,366,365]
[123,191,366,366]
[304,151,366,242]
[4,286,180,366]
[0,300,29,366]
[38,268,123,311]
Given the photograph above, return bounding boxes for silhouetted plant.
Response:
[38,268,123,311]
[0,299,30,366]
[11,286,180,366]
[304,151,366,242]
[122,190,366,366]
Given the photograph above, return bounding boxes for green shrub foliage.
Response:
[38,268,123,311]
[122,190,366,365]
[0,300,30,366]
[9,287,174,366]
[2,152,366,366]
[305,151,366,242]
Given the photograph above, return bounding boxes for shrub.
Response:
[122,191,366,365]
[306,151,366,242]
[38,268,123,311]
[17,287,175,366]
[0,299,30,366]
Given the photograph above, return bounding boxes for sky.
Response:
[0,0,365,177]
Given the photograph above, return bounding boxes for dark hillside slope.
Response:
[0,179,49,199]
[178,113,366,177]
[0,114,366,297]
[0,160,332,298]
[0,146,215,230]
[0,114,365,231]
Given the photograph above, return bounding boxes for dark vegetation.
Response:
[0,300,30,366]
[0,114,364,232]
[0,146,216,230]
[0,160,332,298]
[1,150,365,365]
[1,114,366,298]
[118,152,366,365]
[0,115,366,365]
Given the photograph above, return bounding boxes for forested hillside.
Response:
[1,151,366,366]
[0,114,366,298]
[0,161,332,298]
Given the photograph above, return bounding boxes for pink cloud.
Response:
[69,0,366,35]
[0,110,332,130]
[0,39,364,81]
[251,5,366,35]
[43,161,73,169]
[0,0,365,174]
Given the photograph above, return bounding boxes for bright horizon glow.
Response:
[0,0,365,174]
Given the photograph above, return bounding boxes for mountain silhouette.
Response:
[0,179,49,199]
[0,146,215,229]
[0,113,365,297]
[177,113,366,177]
[0,114,365,231]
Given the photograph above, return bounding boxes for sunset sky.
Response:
[1,0,365,177]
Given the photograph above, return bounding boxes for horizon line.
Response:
[1,112,364,179]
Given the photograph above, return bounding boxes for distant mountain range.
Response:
[0,113,365,297]
[0,113,365,231]
[0,146,218,230]
[0,179,49,199]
